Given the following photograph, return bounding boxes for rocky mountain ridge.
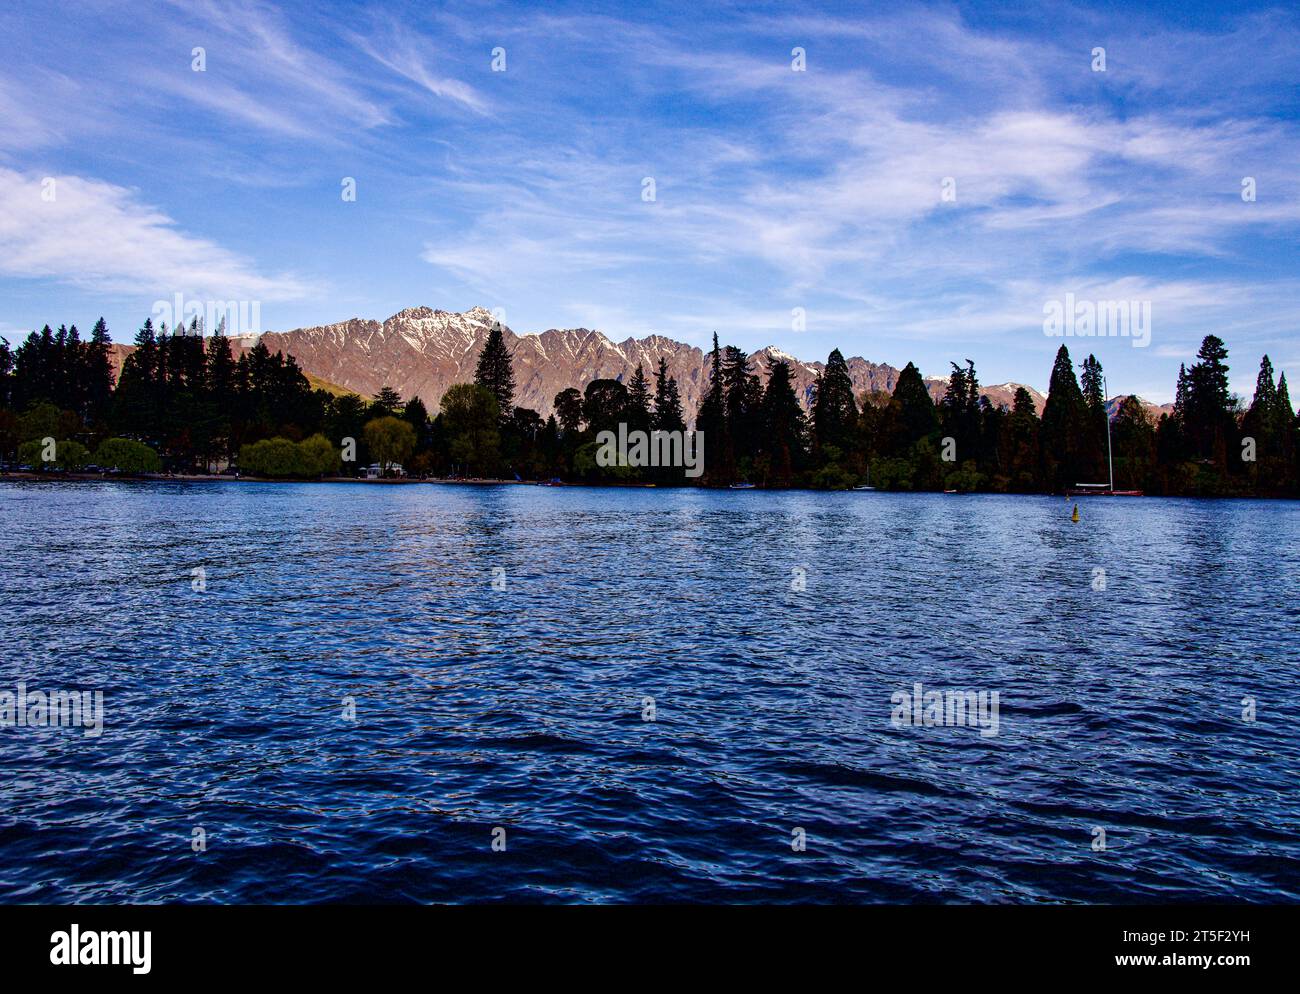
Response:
[107,306,1177,420]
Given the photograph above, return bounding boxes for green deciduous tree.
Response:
[440,383,500,477]
[363,416,417,476]
[92,437,161,474]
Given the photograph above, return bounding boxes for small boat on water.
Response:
[1066,376,1144,497]
[852,485,876,491]
[728,482,757,489]
[1066,485,1144,497]
[536,478,564,487]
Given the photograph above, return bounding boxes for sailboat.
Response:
[1066,376,1143,497]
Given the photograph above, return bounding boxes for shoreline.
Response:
[1,471,1295,500]
[0,471,533,486]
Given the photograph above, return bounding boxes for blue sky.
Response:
[2,0,1298,403]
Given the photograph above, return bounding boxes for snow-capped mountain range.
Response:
[216,305,1051,419]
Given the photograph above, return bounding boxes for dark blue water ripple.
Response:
[0,481,1297,903]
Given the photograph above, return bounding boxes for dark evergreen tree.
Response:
[1242,355,1277,458]
[85,318,114,427]
[652,357,685,433]
[206,328,237,462]
[939,359,981,466]
[403,395,431,447]
[582,378,629,436]
[1004,386,1040,490]
[1278,373,1298,490]
[887,361,938,454]
[6,307,1291,496]
[695,333,729,483]
[1079,353,1108,480]
[112,319,161,442]
[373,386,403,416]
[553,387,584,435]
[0,338,13,412]
[811,348,856,455]
[1039,344,1091,490]
[721,346,762,472]
[474,322,515,420]
[1184,334,1231,463]
[758,358,807,486]
[325,392,370,469]
[625,363,652,433]
[1112,395,1156,491]
[1080,354,1105,412]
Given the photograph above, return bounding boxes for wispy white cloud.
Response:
[348,24,490,115]
[0,168,309,300]
[163,0,392,132]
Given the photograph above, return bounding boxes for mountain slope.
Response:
[105,306,1176,421]
[245,306,1052,419]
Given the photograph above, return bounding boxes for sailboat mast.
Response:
[1104,375,1114,491]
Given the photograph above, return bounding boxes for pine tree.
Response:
[1012,387,1037,418]
[1079,353,1108,480]
[474,322,515,419]
[206,328,237,466]
[64,324,86,417]
[1274,371,1296,491]
[652,358,685,433]
[811,348,857,456]
[0,338,13,412]
[373,386,403,416]
[1173,364,1189,421]
[695,333,729,482]
[1243,355,1277,454]
[626,363,652,432]
[52,325,70,410]
[113,319,161,442]
[86,318,114,427]
[759,358,807,486]
[1112,395,1156,491]
[1040,344,1090,490]
[403,395,431,450]
[1276,371,1293,433]
[722,346,762,466]
[1184,334,1231,463]
[939,359,981,466]
[888,362,938,454]
[1006,386,1040,490]
[1253,356,1277,407]
[1080,354,1105,412]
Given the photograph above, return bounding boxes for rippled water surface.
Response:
[1,481,1297,903]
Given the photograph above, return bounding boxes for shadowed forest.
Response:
[2,318,1296,497]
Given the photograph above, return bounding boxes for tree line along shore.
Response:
[1,316,1296,497]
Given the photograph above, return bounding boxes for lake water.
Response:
[1,481,1297,903]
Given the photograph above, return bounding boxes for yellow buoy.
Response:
[1071,503,1080,523]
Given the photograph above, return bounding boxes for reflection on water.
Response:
[0,481,1297,903]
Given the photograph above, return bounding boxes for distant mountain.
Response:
[105,306,1170,420]
[218,305,1051,418]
